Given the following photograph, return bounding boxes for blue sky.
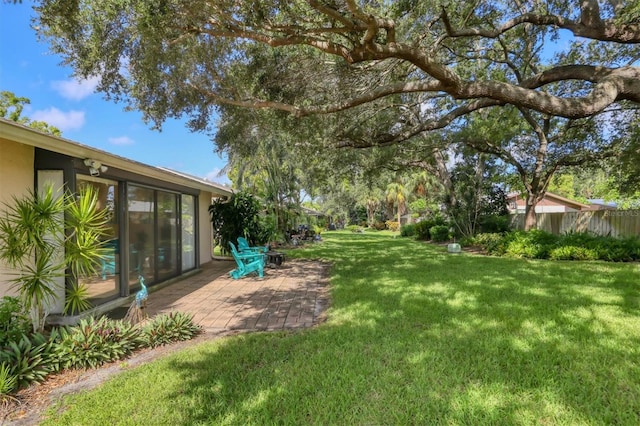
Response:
[0,1,229,185]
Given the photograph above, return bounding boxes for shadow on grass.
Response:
[44,232,640,424]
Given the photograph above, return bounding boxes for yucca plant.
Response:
[64,283,92,316]
[0,185,109,331]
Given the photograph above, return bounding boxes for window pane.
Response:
[77,176,119,304]
[181,195,195,271]
[157,191,178,281]
[128,185,155,289]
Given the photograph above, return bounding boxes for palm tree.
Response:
[386,179,408,227]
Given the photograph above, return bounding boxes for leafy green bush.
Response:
[468,230,640,262]
[0,297,31,348]
[346,225,362,233]
[463,233,506,254]
[430,225,450,242]
[0,333,52,389]
[549,246,599,261]
[400,224,416,237]
[478,215,511,233]
[142,312,202,348]
[502,230,558,259]
[415,216,447,240]
[53,317,143,370]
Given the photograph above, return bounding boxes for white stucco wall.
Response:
[0,139,34,297]
[198,191,213,265]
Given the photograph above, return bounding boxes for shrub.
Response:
[502,230,558,259]
[0,333,52,389]
[0,297,31,348]
[142,312,202,348]
[463,233,507,255]
[549,246,599,261]
[400,224,416,237]
[430,225,450,242]
[385,221,400,232]
[415,215,447,240]
[53,317,143,370]
[346,225,362,233]
[478,215,511,233]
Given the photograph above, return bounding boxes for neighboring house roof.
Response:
[506,191,591,210]
[585,199,618,211]
[301,206,323,216]
[0,118,232,197]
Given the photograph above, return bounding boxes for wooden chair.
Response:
[229,242,265,279]
[237,236,268,255]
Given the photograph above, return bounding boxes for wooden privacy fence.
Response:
[510,210,640,237]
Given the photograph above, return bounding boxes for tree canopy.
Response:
[32,1,639,141]
[27,1,640,230]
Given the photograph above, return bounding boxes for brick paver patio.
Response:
[144,259,330,332]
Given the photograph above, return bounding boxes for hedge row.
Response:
[464,230,640,262]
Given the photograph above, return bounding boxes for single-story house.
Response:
[506,192,590,214]
[0,118,232,320]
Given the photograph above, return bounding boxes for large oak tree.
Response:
[30,0,640,227]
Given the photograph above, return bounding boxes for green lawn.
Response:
[43,232,640,425]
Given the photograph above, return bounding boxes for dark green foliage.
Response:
[209,191,266,255]
[477,215,511,233]
[400,223,416,237]
[501,230,558,259]
[415,216,447,240]
[468,230,640,262]
[430,225,450,242]
[0,333,52,389]
[462,233,505,254]
[0,297,31,348]
[142,312,202,348]
[53,317,143,370]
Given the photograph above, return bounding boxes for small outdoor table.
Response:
[266,251,285,267]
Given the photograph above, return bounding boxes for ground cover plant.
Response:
[0,313,202,403]
[41,232,640,424]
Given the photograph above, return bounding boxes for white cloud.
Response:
[108,136,135,146]
[204,168,230,185]
[51,76,99,101]
[31,108,85,131]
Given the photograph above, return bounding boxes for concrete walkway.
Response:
[144,259,330,332]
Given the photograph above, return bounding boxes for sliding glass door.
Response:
[77,176,120,304]
[157,191,178,281]
[127,185,184,288]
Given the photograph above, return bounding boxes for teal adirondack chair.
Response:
[229,242,265,279]
[237,236,268,256]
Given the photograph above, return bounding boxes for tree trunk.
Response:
[523,196,538,230]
